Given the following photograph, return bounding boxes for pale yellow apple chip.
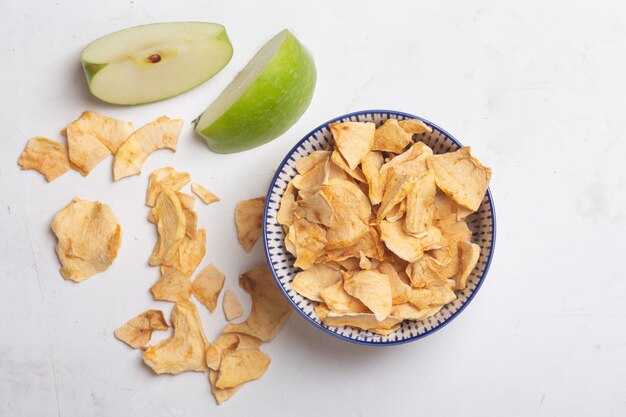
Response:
[210,370,239,405]
[377,172,416,220]
[361,151,385,205]
[377,262,411,305]
[224,265,292,342]
[329,121,375,170]
[18,137,71,181]
[149,190,186,266]
[405,255,448,288]
[405,170,436,234]
[66,111,134,176]
[191,263,225,312]
[408,285,457,309]
[293,190,334,227]
[162,228,206,276]
[143,299,209,374]
[215,348,271,389]
[359,251,372,270]
[114,309,168,349]
[292,218,327,269]
[320,281,369,314]
[146,167,191,207]
[380,141,433,181]
[372,119,412,153]
[191,183,220,205]
[150,268,192,302]
[427,147,492,212]
[296,150,332,174]
[51,198,122,282]
[323,178,371,249]
[223,290,244,321]
[343,270,392,321]
[176,191,196,209]
[235,196,266,252]
[292,159,329,190]
[379,220,423,263]
[330,150,367,182]
[113,116,183,180]
[391,303,441,321]
[290,264,341,302]
[277,192,296,227]
[177,194,198,238]
[398,118,432,134]
[454,241,481,290]
[205,333,240,371]
[322,312,402,332]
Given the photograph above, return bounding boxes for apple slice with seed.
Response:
[81,22,233,105]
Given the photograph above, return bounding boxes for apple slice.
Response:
[81,22,233,105]
[195,29,316,153]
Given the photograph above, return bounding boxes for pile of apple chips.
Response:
[278,118,491,335]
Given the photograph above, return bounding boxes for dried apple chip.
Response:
[320,281,369,314]
[215,348,271,389]
[66,111,134,176]
[146,167,191,207]
[206,333,240,371]
[149,190,186,266]
[377,262,411,304]
[427,147,492,211]
[224,265,292,342]
[51,198,122,282]
[372,119,412,153]
[210,370,239,405]
[322,312,402,332]
[324,178,371,249]
[18,137,71,181]
[292,218,327,269]
[150,267,192,302]
[113,116,183,180]
[398,118,432,134]
[343,270,392,321]
[405,255,448,288]
[361,151,385,205]
[114,309,168,349]
[377,172,416,220]
[162,228,206,276]
[235,196,266,252]
[405,170,436,235]
[191,183,220,205]
[296,150,331,174]
[192,263,226,312]
[293,190,334,227]
[292,159,330,191]
[380,141,432,180]
[290,264,341,302]
[330,150,367,182]
[391,303,441,321]
[454,241,481,290]
[329,121,375,170]
[143,299,209,374]
[277,192,296,227]
[223,290,244,321]
[408,284,457,309]
[379,220,423,263]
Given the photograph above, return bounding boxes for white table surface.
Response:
[2,0,625,416]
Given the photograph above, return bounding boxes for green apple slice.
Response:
[195,29,316,153]
[81,22,233,105]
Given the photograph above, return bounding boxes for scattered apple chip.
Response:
[66,111,134,176]
[113,116,183,180]
[235,196,266,252]
[343,270,392,321]
[150,267,192,302]
[224,265,292,342]
[51,198,122,282]
[329,121,375,170]
[178,195,198,238]
[277,117,491,337]
[18,136,71,181]
[149,190,186,266]
[379,220,423,263]
[427,147,492,212]
[191,183,220,205]
[454,241,481,290]
[143,299,209,374]
[210,370,239,405]
[223,290,244,321]
[191,263,225,312]
[215,348,271,389]
[290,264,341,302]
[405,170,436,234]
[146,167,191,207]
[162,228,206,276]
[372,119,412,153]
[293,189,334,227]
[398,118,432,134]
[114,309,168,349]
[320,281,369,314]
[205,333,240,371]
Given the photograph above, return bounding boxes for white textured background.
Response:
[1,1,625,416]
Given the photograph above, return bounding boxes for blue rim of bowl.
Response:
[263,109,497,346]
